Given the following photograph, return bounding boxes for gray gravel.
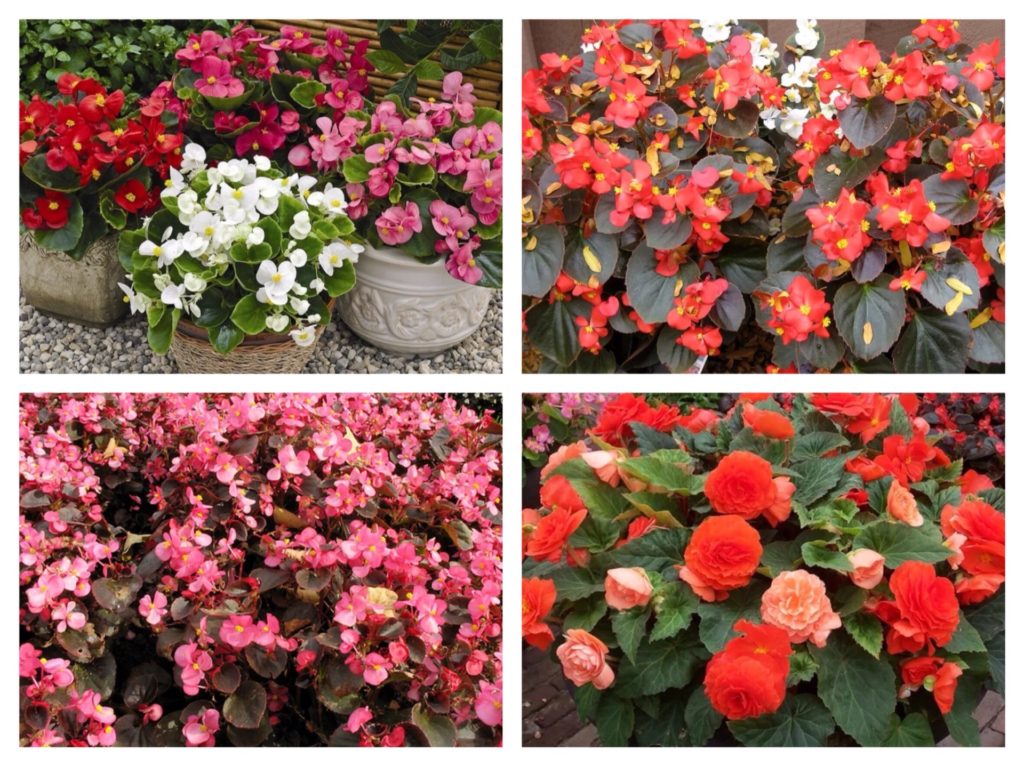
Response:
[20,293,503,374]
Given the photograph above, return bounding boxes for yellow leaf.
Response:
[944,291,964,316]
[645,144,661,176]
[545,181,562,195]
[582,244,602,273]
[931,240,951,255]
[862,322,874,345]
[525,235,538,251]
[273,506,307,529]
[945,276,974,296]
[898,240,912,268]
[103,438,118,458]
[970,308,992,329]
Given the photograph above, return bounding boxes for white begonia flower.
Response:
[140,238,183,268]
[748,33,779,70]
[254,154,271,171]
[778,108,811,139]
[290,296,310,315]
[181,143,207,174]
[581,41,600,53]
[186,297,202,318]
[183,273,207,293]
[699,20,735,43]
[795,20,819,52]
[319,242,364,276]
[253,177,281,215]
[289,211,312,240]
[266,314,290,332]
[162,167,187,199]
[306,313,321,324]
[189,211,218,239]
[291,282,308,296]
[256,260,297,306]
[820,90,843,121]
[289,248,308,268]
[759,107,781,130]
[308,278,326,293]
[218,159,247,184]
[118,282,150,313]
[785,88,804,104]
[320,186,348,215]
[160,283,186,309]
[781,55,819,90]
[244,228,264,249]
[297,176,317,198]
[289,325,317,348]
[181,231,209,257]
[153,273,173,291]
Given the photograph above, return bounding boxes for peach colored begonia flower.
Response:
[760,569,841,647]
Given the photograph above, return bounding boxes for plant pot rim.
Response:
[363,244,445,270]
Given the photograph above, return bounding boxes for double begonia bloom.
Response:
[704,620,792,720]
[882,561,960,652]
[703,450,794,526]
[556,629,614,689]
[525,504,587,562]
[522,577,557,649]
[886,480,923,527]
[760,569,841,647]
[741,403,795,440]
[848,548,886,589]
[680,515,762,602]
[604,567,653,610]
[376,201,422,246]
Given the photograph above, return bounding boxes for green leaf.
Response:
[322,259,356,298]
[411,58,443,81]
[99,193,127,229]
[923,175,979,226]
[523,225,564,297]
[397,163,435,186]
[611,608,648,664]
[624,244,677,324]
[964,588,1004,641]
[810,630,897,745]
[563,594,608,632]
[563,231,618,287]
[919,253,981,314]
[574,683,602,721]
[468,22,502,60]
[697,584,763,653]
[223,680,267,729]
[147,305,179,355]
[256,219,282,256]
[882,712,935,746]
[549,566,604,601]
[623,491,683,528]
[813,145,886,201]
[289,80,326,109]
[593,527,689,572]
[761,540,803,577]
[614,632,709,698]
[790,453,852,506]
[365,49,407,74]
[230,294,268,335]
[844,612,883,658]
[209,321,245,356]
[643,213,692,250]
[717,238,768,292]
[787,649,818,685]
[411,703,456,746]
[801,541,854,572]
[833,276,906,360]
[729,694,836,747]
[852,523,951,567]
[651,581,699,641]
[792,432,851,462]
[342,155,374,184]
[620,450,699,494]
[942,673,982,746]
[595,695,634,746]
[21,153,85,192]
[527,298,583,367]
[33,196,85,252]
[893,309,970,373]
[838,95,897,150]
[569,479,629,523]
[987,631,1005,695]
[944,613,987,654]
[684,687,723,746]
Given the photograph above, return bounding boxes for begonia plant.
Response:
[118,143,361,355]
[522,19,1004,373]
[20,392,503,747]
[19,72,185,258]
[523,392,1003,746]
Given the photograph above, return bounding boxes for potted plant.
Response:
[523,392,1004,746]
[521,19,1004,373]
[19,74,185,325]
[119,143,360,373]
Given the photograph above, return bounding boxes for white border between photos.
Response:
[2,1,1018,763]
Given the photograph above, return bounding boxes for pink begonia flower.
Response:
[376,202,422,246]
[446,241,484,285]
[324,77,363,111]
[345,706,373,733]
[475,121,502,153]
[465,649,488,676]
[443,71,477,122]
[139,592,168,625]
[474,680,502,726]
[267,444,311,481]
[213,452,241,483]
[253,614,284,649]
[362,653,391,686]
[367,162,398,198]
[31,728,64,747]
[139,703,163,724]
[324,28,350,62]
[75,689,116,725]
[429,200,476,241]
[372,101,405,134]
[173,642,213,695]
[176,30,224,64]
[279,25,314,52]
[26,571,65,612]
[86,722,117,747]
[196,56,244,99]
[52,600,87,632]
[219,614,257,649]
[19,643,42,677]
[183,707,220,747]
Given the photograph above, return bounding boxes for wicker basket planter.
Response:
[19,232,128,327]
[171,316,329,374]
[338,246,492,355]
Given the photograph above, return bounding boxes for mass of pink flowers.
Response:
[19,393,502,747]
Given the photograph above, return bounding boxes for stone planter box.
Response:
[338,245,492,356]
[20,232,127,327]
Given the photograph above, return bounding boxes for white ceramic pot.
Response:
[20,232,127,326]
[339,245,492,355]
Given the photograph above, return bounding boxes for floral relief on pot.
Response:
[19,232,127,327]
[339,246,493,355]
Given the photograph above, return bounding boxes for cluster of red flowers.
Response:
[758,274,831,344]
[665,277,729,356]
[19,74,184,230]
[704,620,792,721]
[806,191,872,262]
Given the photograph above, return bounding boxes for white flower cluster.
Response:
[121,143,363,348]
[756,20,842,140]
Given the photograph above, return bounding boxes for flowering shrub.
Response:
[523,392,1003,746]
[119,143,360,354]
[20,393,502,747]
[19,73,185,257]
[522,20,1004,373]
[169,22,503,287]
